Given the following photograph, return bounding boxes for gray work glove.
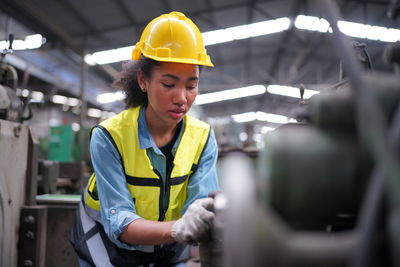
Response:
[171,197,215,244]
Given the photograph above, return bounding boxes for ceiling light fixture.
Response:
[96,91,125,104]
[85,18,291,65]
[261,126,276,134]
[194,85,266,105]
[85,46,134,65]
[267,85,320,99]
[85,15,400,66]
[295,15,400,42]
[294,15,331,33]
[202,17,291,45]
[0,34,45,50]
[52,95,68,105]
[31,91,44,101]
[232,111,294,124]
[87,108,103,118]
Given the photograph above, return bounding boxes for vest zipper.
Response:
[163,163,174,218]
[153,169,165,221]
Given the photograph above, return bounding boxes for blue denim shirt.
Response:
[90,106,219,249]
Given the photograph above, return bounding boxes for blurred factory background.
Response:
[1,0,400,266]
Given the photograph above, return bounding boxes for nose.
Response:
[173,87,187,106]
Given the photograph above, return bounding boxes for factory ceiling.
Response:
[0,0,398,121]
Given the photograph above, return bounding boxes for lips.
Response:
[168,109,185,119]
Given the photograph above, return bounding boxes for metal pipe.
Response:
[351,99,400,267]
[79,47,87,140]
[317,1,400,266]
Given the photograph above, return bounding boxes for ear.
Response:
[137,70,147,91]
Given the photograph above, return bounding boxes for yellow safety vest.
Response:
[85,106,210,221]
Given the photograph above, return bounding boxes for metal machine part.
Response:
[319,1,400,266]
[263,124,366,231]
[0,119,31,267]
[0,84,24,122]
[217,153,359,267]
[37,161,87,194]
[215,69,400,267]
[18,204,79,267]
[0,119,79,267]
[37,160,60,194]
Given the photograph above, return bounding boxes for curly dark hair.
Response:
[112,56,204,108]
[112,57,161,108]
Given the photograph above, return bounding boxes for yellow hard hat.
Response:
[132,11,213,67]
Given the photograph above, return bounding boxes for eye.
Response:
[186,84,198,90]
[162,82,174,88]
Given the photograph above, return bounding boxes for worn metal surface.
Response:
[0,119,30,267]
[18,206,47,267]
[45,205,79,267]
[17,205,79,267]
[263,124,365,231]
[25,127,39,205]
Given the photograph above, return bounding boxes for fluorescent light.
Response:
[86,18,290,65]
[71,122,80,132]
[261,126,275,134]
[239,132,248,142]
[96,92,116,104]
[84,15,400,66]
[337,21,367,39]
[52,95,68,105]
[256,112,289,124]
[195,85,266,105]
[232,111,293,124]
[96,91,125,104]
[89,46,134,65]
[21,89,30,97]
[11,40,27,50]
[31,91,44,101]
[101,111,116,119]
[294,15,330,32]
[295,15,400,43]
[267,85,319,99]
[202,17,290,45]
[202,29,234,46]
[337,20,400,42]
[24,34,44,49]
[253,133,263,143]
[0,34,44,50]
[380,28,400,42]
[84,54,96,66]
[67,98,80,107]
[88,108,102,118]
[232,112,257,123]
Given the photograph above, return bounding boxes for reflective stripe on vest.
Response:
[85,106,210,221]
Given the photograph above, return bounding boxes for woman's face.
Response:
[139,62,199,128]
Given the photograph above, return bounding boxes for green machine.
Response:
[48,125,75,162]
[48,125,90,163]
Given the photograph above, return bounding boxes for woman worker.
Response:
[71,11,220,267]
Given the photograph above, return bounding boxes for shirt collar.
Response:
[137,106,186,151]
[138,106,155,150]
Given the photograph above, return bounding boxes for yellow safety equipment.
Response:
[132,11,214,67]
[85,107,211,221]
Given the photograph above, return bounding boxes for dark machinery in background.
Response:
[0,34,80,267]
[2,1,400,266]
[215,1,400,267]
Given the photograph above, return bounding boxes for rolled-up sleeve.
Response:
[90,127,142,250]
[182,128,220,214]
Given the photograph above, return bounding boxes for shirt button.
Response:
[110,209,116,214]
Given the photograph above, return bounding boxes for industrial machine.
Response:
[0,36,79,267]
[214,2,400,267]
